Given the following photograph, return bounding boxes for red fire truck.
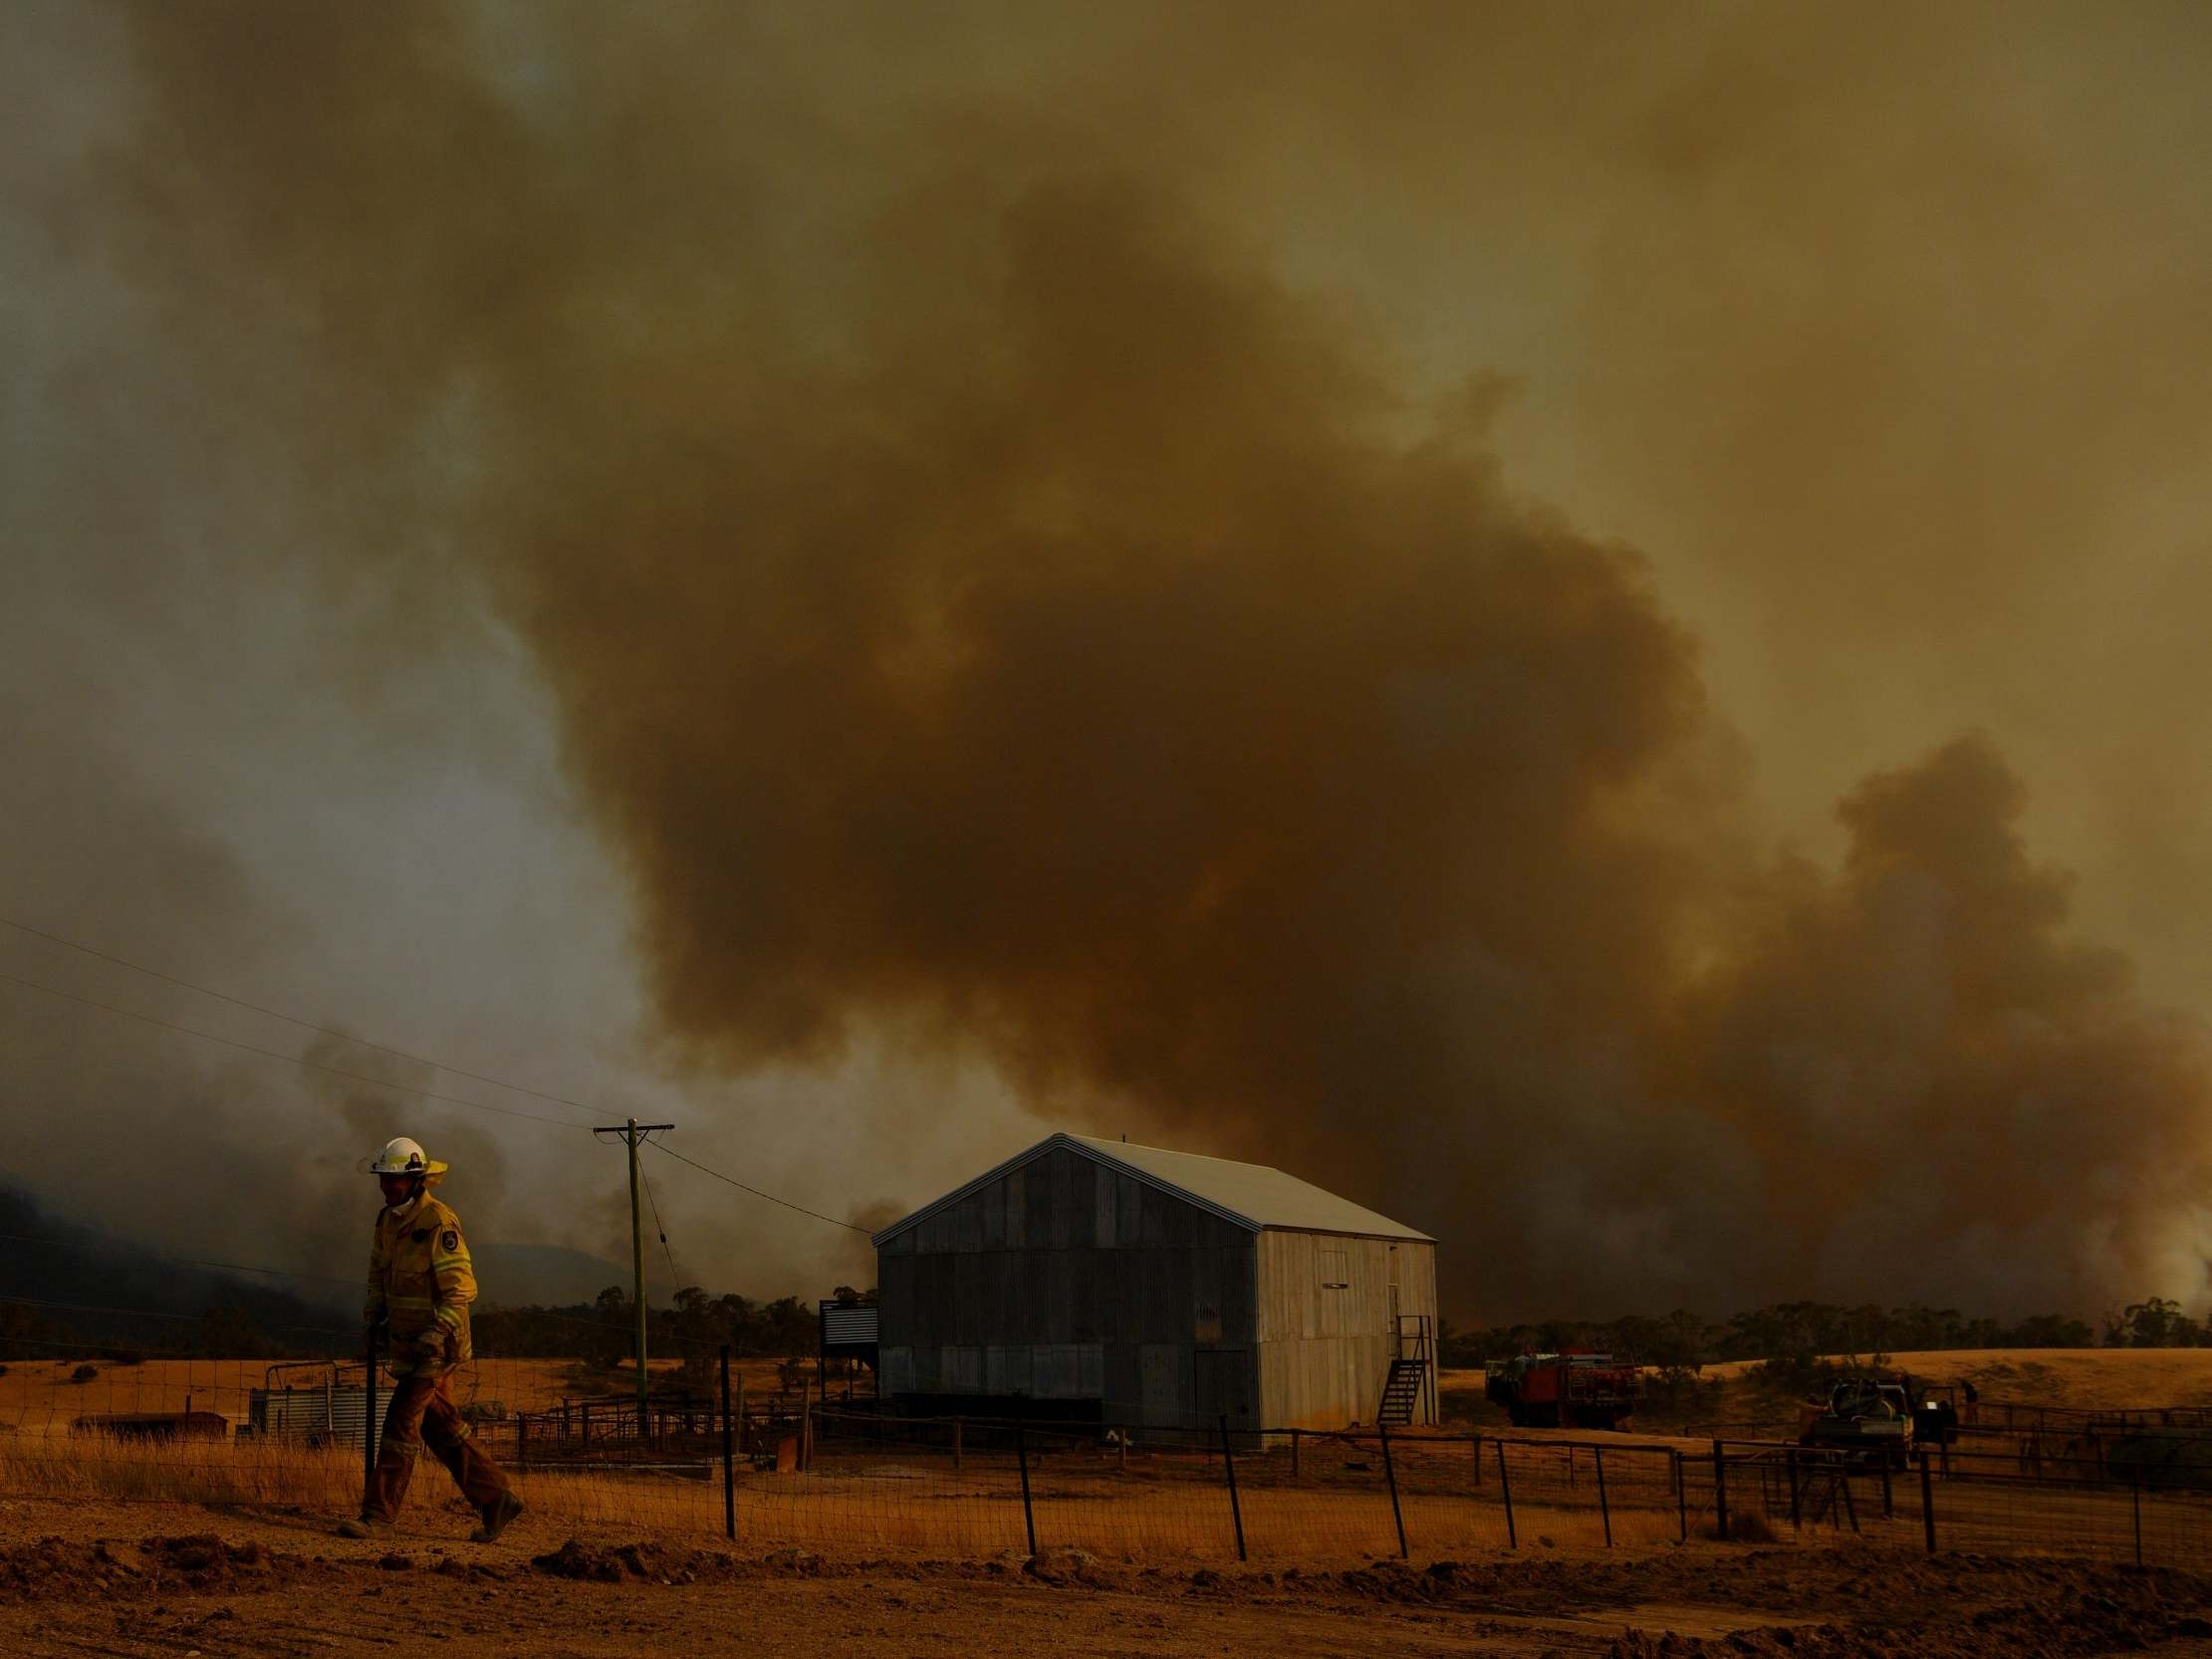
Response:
[1484,1352,1642,1429]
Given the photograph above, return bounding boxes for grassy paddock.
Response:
[12,1356,2211,1568]
[0,1431,1749,1561]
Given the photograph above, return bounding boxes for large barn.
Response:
[873,1133,1438,1433]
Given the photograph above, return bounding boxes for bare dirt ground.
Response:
[4,1495,2212,1659]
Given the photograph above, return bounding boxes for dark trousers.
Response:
[364,1371,512,1521]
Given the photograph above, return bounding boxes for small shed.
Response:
[873,1132,1438,1433]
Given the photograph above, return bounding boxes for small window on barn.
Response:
[1320,1247,1349,1289]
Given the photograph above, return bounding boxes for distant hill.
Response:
[0,1179,687,1359]
[0,1180,352,1356]
[474,1241,652,1309]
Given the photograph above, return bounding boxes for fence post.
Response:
[1595,1445,1612,1546]
[1472,1432,1482,1487]
[1787,1447,1802,1530]
[1917,1449,1936,1554]
[1712,1441,1728,1541]
[2132,1471,2142,1567]
[953,1416,963,1473]
[1016,1423,1038,1558]
[363,1331,378,1491]
[1378,1422,1408,1559]
[736,1376,746,1460]
[720,1344,736,1542]
[1219,1415,1247,1562]
[1496,1437,1517,1548]
[1674,1449,1687,1543]
[517,1414,528,1472]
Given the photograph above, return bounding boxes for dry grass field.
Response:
[1814,1347,2212,1411]
[17,1346,2202,1448]
[1438,1347,2212,1440]
[9,1377,2211,1577]
[0,1353,811,1438]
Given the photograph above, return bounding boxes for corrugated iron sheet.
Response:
[872,1132,1431,1248]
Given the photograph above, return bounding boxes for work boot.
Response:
[469,1492,524,1543]
[335,1515,392,1540]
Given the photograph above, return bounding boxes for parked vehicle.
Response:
[1485,1351,1641,1429]
[1798,1374,1913,1467]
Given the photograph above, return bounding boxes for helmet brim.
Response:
[362,1158,450,1178]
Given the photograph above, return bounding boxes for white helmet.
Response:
[367,1136,448,1179]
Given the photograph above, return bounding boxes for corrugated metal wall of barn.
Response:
[876,1143,1259,1429]
[1254,1232,1438,1428]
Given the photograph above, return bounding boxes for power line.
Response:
[637,1163,684,1291]
[648,1140,870,1234]
[0,969,590,1131]
[0,914,601,1123]
[3,923,889,1238]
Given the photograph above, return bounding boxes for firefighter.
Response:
[337,1136,525,1542]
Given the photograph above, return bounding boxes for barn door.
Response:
[1139,1344,1182,1431]
[1193,1349,1251,1428]
[1387,1246,1402,1345]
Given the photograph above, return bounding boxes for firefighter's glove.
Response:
[412,1330,449,1363]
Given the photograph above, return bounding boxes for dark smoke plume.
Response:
[27,2,2212,1318]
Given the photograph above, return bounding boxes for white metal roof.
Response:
[871,1131,1433,1247]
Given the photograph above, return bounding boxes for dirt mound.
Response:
[1607,1564,2212,1658]
[1274,1559,1469,1604]
[529,1539,756,1585]
[0,1539,100,1599]
[0,1534,291,1600]
[532,1540,667,1582]
[1022,1547,1122,1589]
[140,1535,281,1590]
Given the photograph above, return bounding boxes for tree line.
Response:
[1438,1297,2212,1370]
[472,1284,836,1369]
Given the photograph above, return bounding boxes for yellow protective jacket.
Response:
[365,1193,476,1378]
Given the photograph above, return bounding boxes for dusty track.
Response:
[4,1497,2212,1658]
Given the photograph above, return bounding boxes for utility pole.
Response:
[594,1116,674,1438]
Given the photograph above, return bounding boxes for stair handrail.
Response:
[1381,1313,1438,1425]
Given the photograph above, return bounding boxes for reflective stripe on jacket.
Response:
[365,1194,476,1377]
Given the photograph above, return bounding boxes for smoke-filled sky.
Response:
[5,1,2210,1321]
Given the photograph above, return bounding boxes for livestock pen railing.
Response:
[7,1348,2212,1569]
[1970,1397,2212,1435]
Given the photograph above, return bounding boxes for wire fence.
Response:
[7,1344,2212,1569]
[1685,1436,2212,1568]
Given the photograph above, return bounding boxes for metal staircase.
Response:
[1376,1314,1436,1426]
[1377,1358,1426,1426]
